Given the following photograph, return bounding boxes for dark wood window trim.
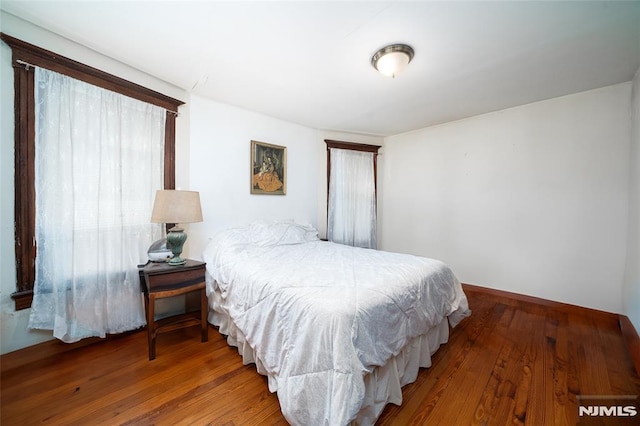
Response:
[1,33,185,310]
[324,139,381,229]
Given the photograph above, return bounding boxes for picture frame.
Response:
[251,140,287,195]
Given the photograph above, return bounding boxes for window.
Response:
[325,139,380,249]
[2,33,184,310]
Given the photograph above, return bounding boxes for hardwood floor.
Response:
[2,284,638,425]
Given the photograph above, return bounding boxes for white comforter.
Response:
[203,222,470,425]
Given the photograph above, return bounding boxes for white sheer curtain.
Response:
[28,67,165,343]
[327,148,377,249]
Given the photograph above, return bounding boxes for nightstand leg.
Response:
[201,287,208,342]
[148,293,156,360]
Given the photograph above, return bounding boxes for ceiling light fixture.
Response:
[371,44,415,78]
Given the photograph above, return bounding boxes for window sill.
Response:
[11,290,33,310]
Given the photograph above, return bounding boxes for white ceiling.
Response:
[2,1,639,136]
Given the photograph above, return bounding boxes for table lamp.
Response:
[150,190,203,265]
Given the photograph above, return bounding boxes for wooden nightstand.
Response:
[138,259,208,360]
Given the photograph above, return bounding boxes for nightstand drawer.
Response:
[144,266,205,291]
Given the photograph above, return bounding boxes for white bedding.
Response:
[202,221,470,425]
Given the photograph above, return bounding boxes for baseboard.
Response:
[461,283,640,375]
[460,283,617,320]
[619,315,640,376]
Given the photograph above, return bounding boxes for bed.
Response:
[202,220,470,425]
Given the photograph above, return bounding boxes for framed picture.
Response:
[251,140,287,195]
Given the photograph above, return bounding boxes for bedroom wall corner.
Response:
[379,83,631,314]
[623,66,640,332]
[173,100,195,258]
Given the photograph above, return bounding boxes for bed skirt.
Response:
[207,282,450,425]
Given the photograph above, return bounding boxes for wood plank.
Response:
[2,285,639,425]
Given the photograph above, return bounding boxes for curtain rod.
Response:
[15,58,180,116]
[15,59,36,70]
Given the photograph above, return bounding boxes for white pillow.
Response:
[248,220,318,246]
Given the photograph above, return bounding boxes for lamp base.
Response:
[166,226,188,266]
[167,256,186,266]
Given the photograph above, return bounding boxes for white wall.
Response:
[623,68,640,331]
[0,13,188,354]
[380,83,631,314]
[186,95,321,259]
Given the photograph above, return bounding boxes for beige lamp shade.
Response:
[151,190,203,224]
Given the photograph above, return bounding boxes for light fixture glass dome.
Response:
[371,44,415,78]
